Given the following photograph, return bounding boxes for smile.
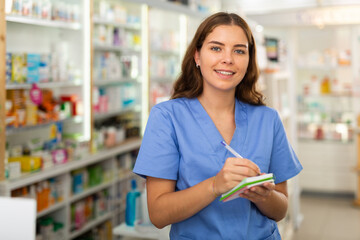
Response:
[215,70,235,75]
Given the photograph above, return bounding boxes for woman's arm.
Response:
[146,157,261,228]
[239,181,288,222]
[146,176,216,229]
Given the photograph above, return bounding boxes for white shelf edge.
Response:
[93,105,141,120]
[129,0,209,19]
[0,138,142,190]
[93,17,141,30]
[70,181,113,203]
[6,81,82,90]
[37,201,66,218]
[69,212,113,239]
[6,116,84,136]
[151,49,180,56]
[113,222,161,239]
[6,15,81,30]
[93,44,141,53]
[93,78,141,86]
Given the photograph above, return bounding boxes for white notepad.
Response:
[220,173,275,202]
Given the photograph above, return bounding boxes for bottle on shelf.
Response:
[125,179,141,226]
[320,75,331,94]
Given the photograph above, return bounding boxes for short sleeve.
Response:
[133,106,180,180]
[269,112,302,184]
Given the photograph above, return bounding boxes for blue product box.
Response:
[27,53,41,83]
[6,52,12,83]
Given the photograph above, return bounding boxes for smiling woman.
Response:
[133,12,302,240]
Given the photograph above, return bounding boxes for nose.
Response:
[222,50,233,64]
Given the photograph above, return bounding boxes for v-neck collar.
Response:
[187,98,248,158]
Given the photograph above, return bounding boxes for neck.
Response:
[198,89,235,113]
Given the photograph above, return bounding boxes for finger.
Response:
[230,158,261,175]
[261,182,275,191]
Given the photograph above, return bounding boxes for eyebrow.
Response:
[207,40,248,48]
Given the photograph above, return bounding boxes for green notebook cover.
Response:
[220,173,274,202]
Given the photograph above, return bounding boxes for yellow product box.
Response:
[8,156,42,172]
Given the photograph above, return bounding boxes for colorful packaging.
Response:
[11,53,27,83]
[27,53,40,83]
[8,156,42,172]
[6,52,12,83]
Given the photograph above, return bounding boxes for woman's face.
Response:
[194,24,249,94]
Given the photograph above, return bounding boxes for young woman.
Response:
[133,12,302,239]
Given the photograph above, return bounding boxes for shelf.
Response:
[37,201,66,218]
[300,93,353,98]
[6,81,82,90]
[0,137,142,191]
[6,15,81,30]
[117,171,135,183]
[70,181,114,203]
[113,222,161,239]
[6,116,84,136]
[93,17,141,30]
[150,76,176,83]
[93,78,141,86]
[69,212,112,239]
[93,105,141,120]
[151,49,179,56]
[298,138,354,144]
[130,0,208,18]
[296,65,352,71]
[93,44,141,53]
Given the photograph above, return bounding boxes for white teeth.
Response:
[216,70,234,75]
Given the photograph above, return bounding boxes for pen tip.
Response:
[220,141,226,146]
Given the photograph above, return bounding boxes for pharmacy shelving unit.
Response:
[292,26,359,196]
[0,0,212,239]
[0,137,142,239]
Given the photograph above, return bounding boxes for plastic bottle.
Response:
[125,179,141,226]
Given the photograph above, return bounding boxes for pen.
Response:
[220,141,261,175]
[220,141,244,158]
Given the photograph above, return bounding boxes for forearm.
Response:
[254,189,288,222]
[147,177,216,228]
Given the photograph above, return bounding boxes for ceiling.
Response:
[238,0,360,15]
[221,0,360,27]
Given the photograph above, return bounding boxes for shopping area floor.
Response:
[291,193,360,240]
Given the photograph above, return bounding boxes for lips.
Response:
[215,70,235,76]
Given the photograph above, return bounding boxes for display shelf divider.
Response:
[37,201,67,218]
[0,0,5,181]
[93,78,141,86]
[93,44,141,53]
[93,17,141,30]
[6,15,81,30]
[93,106,141,120]
[129,0,208,19]
[6,81,82,90]
[6,116,84,136]
[69,212,112,239]
[70,181,113,203]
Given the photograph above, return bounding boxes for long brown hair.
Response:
[171,12,264,105]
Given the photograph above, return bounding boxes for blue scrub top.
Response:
[133,98,302,240]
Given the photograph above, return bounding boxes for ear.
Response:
[194,50,200,65]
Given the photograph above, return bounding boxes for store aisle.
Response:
[291,194,360,240]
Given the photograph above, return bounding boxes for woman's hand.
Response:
[213,157,261,196]
[239,181,276,203]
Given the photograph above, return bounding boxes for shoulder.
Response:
[148,98,191,121]
[241,101,279,120]
[151,98,191,115]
